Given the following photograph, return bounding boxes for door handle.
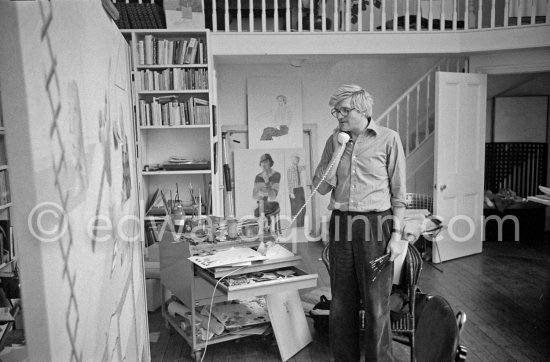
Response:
[440,184,447,191]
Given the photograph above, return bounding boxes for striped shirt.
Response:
[287,164,305,193]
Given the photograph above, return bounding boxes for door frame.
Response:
[432,71,487,263]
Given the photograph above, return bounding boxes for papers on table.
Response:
[188,247,268,269]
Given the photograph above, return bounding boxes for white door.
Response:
[433,72,487,263]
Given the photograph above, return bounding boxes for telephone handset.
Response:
[275,131,351,239]
[337,132,351,145]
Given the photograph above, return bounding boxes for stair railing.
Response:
[374,57,468,156]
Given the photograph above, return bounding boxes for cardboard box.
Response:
[146,279,162,312]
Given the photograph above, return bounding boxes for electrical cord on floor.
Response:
[200,265,247,362]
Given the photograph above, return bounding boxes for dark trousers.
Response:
[289,186,305,227]
[329,209,394,362]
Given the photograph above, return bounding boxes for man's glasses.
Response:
[331,107,356,118]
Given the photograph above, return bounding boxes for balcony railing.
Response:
[205,0,549,33]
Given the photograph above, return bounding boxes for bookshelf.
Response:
[0,83,13,271]
[126,30,222,249]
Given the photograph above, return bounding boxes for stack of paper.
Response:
[189,247,267,269]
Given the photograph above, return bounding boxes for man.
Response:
[287,153,306,227]
[312,84,407,361]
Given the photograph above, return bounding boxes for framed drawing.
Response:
[247,76,303,149]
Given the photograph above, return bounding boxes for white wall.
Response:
[216,56,436,235]
[470,48,550,75]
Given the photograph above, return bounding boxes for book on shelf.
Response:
[150,3,165,28]
[0,136,6,165]
[135,3,149,29]
[193,98,210,125]
[140,36,204,66]
[184,38,198,65]
[140,96,210,126]
[0,170,9,205]
[177,40,188,65]
[138,40,145,65]
[114,2,131,29]
[126,4,142,29]
[0,220,11,265]
[145,3,161,29]
[198,41,204,65]
[144,35,154,65]
[139,67,208,91]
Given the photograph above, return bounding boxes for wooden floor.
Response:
[148,235,550,362]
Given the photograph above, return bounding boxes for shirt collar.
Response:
[363,119,379,135]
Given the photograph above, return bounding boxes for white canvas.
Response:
[0,2,148,360]
[247,76,303,149]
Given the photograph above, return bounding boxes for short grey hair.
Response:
[329,84,374,118]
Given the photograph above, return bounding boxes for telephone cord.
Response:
[277,143,347,236]
[200,144,346,358]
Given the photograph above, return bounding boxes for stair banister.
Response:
[375,59,446,124]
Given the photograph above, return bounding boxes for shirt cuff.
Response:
[324,176,337,188]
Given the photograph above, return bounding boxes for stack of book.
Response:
[139,97,209,126]
[139,68,208,91]
[139,36,206,65]
[113,2,165,29]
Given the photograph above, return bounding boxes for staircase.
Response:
[374,57,468,195]
[374,57,468,156]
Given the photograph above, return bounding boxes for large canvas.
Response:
[233,148,311,238]
[247,76,303,149]
[0,2,148,361]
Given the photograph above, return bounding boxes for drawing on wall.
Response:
[247,76,303,149]
[113,106,132,203]
[66,81,88,206]
[285,151,308,228]
[234,148,311,234]
[234,149,285,220]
